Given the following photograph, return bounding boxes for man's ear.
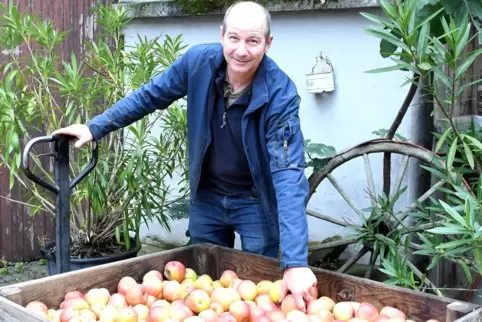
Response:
[219,25,224,42]
[265,35,273,52]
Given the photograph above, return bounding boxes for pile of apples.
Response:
[22,261,440,322]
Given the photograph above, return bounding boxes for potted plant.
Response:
[0,1,190,274]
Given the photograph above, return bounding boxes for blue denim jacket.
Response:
[86,43,309,270]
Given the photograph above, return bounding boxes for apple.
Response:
[169,304,192,320]
[309,315,323,322]
[218,312,238,322]
[60,307,79,322]
[162,280,189,302]
[287,309,310,322]
[229,300,251,322]
[151,299,171,308]
[333,302,355,321]
[142,276,163,298]
[195,277,215,296]
[147,306,170,322]
[253,317,272,322]
[84,287,110,306]
[133,304,149,320]
[68,316,96,322]
[281,294,297,314]
[237,280,258,301]
[89,302,105,319]
[115,306,138,322]
[185,289,211,313]
[118,276,137,296]
[126,283,149,306]
[255,294,278,312]
[211,287,241,311]
[374,315,390,322]
[220,270,239,287]
[256,281,273,295]
[164,261,186,282]
[60,297,89,311]
[318,308,334,322]
[108,293,128,309]
[268,280,283,304]
[231,279,243,290]
[64,291,84,301]
[146,295,157,308]
[185,317,205,322]
[99,305,118,322]
[185,268,198,281]
[379,306,406,320]
[250,306,267,320]
[143,270,163,282]
[25,300,48,314]
[198,308,218,321]
[209,301,225,315]
[267,310,287,321]
[356,302,379,322]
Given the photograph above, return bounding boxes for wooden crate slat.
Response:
[0,244,217,308]
[217,247,476,322]
[0,244,478,322]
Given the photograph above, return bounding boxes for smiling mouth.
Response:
[232,57,249,63]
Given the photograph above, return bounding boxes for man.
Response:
[53,0,317,311]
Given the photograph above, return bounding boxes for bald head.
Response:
[222,1,271,40]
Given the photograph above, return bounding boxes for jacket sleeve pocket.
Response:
[273,114,305,169]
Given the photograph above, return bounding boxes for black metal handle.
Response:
[22,134,98,194]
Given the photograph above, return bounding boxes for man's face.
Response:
[220,14,272,76]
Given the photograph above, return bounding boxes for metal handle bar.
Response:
[22,134,98,194]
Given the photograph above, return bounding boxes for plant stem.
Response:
[383,74,421,195]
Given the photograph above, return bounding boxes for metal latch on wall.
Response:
[306,52,335,94]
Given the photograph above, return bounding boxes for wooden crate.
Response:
[0,244,479,322]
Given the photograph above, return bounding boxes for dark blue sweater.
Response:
[199,64,257,198]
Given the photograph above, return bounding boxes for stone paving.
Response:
[0,243,166,288]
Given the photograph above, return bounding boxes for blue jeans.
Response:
[188,190,279,258]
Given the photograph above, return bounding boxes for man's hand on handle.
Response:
[52,124,93,149]
[280,267,317,313]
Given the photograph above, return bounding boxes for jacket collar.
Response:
[209,46,269,114]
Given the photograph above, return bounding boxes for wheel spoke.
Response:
[363,154,376,208]
[399,222,440,235]
[337,247,369,273]
[306,208,349,227]
[327,173,365,219]
[308,237,358,251]
[396,180,445,223]
[391,155,409,200]
[405,258,442,296]
[408,242,423,250]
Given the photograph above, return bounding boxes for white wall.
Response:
[123,7,416,260]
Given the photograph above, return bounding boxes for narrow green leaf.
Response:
[363,29,411,53]
[365,64,408,74]
[417,62,432,70]
[459,260,473,283]
[462,141,475,169]
[427,226,470,234]
[456,48,482,79]
[414,7,445,30]
[440,199,469,227]
[435,127,452,153]
[435,238,471,250]
[446,137,458,172]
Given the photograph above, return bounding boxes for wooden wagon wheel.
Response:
[305,138,472,297]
